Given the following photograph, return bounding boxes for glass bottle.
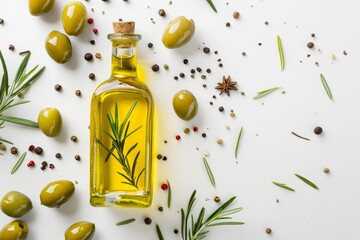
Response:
[90,22,154,208]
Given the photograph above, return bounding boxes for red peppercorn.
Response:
[93,28,98,34]
[87,18,94,24]
[193,127,198,132]
[175,135,181,140]
[27,160,35,167]
[49,164,55,169]
[28,145,35,152]
[161,183,168,191]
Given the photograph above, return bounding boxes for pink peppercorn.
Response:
[193,127,198,132]
[49,164,55,169]
[93,28,98,34]
[175,135,181,140]
[87,18,94,24]
[27,160,35,167]
[28,145,35,152]
[161,183,168,190]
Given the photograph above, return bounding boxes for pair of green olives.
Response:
[173,90,198,121]
[162,16,195,49]
[65,221,95,240]
[0,220,28,240]
[1,191,32,218]
[44,2,87,63]
[40,180,75,208]
[38,107,62,137]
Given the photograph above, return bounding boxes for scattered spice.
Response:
[157,154,162,160]
[54,84,62,91]
[158,206,164,212]
[265,228,272,234]
[202,133,207,138]
[307,42,315,49]
[10,147,18,155]
[144,217,152,225]
[89,73,95,80]
[147,43,153,48]
[226,22,231,27]
[196,67,202,72]
[218,106,224,112]
[314,126,323,135]
[71,135,78,142]
[206,68,211,73]
[184,128,190,134]
[0,18,4,24]
[193,127,198,132]
[179,73,185,78]
[311,33,316,37]
[95,53,102,59]
[161,183,168,191]
[8,44,14,51]
[90,40,96,45]
[74,155,81,161]
[55,153,62,159]
[203,47,210,54]
[323,168,330,174]
[183,59,188,64]
[27,160,35,167]
[233,11,240,19]
[84,53,93,61]
[291,131,310,141]
[93,28,98,34]
[28,145,35,152]
[158,9,166,17]
[35,146,43,155]
[216,138,223,145]
[242,52,246,56]
[343,50,348,56]
[174,229,179,234]
[0,144,6,151]
[49,163,55,169]
[151,64,160,72]
[162,156,167,161]
[75,90,81,96]
[215,75,238,96]
[214,196,220,202]
[87,18,94,24]
[175,135,181,140]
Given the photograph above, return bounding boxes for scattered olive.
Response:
[40,180,75,208]
[29,0,54,15]
[65,221,95,240]
[172,90,198,121]
[1,191,33,218]
[0,220,28,240]
[45,31,72,63]
[162,16,195,48]
[62,2,87,36]
[38,107,62,137]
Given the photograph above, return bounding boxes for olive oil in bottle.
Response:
[90,22,154,208]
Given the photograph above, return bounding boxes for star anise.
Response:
[215,75,238,96]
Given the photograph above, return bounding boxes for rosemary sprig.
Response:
[272,181,295,192]
[291,131,310,141]
[116,218,136,226]
[277,35,285,71]
[320,73,334,101]
[203,157,216,188]
[294,173,319,190]
[156,224,164,240]
[167,179,172,208]
[11,152,26,174]
[253,87,282,100]
[181,190,244,240]
[96,101,144,189]
[205,0,217,13]
[235,127,243,159]
[0,51,45,144]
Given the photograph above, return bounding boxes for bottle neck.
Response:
[111,40,138,78]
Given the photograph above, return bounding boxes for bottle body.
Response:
[90,34,153,208]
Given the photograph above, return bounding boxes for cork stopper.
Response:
[112,21,135,34]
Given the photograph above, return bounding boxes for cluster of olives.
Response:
[29,0,87,63]
[0,180,95,239]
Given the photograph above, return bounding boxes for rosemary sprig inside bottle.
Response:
[180,190,244,240]
[96,101,145,189]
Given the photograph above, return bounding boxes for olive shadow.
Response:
[55,186,81,216]
[61,40,81,70]
[39,1,61,24]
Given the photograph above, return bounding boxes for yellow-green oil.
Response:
[90,37,154,208]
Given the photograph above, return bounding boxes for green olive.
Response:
[172,90,198,121]
[29,0,54,16]
[162,16,195,49]
[62,2,87,36]
[45,30,72,64]
[38,107,62,137]
[1,191,33,218]
[40,180,75,208]
[65,221,95,240]
[0,220,28,240]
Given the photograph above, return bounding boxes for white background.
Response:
[0,0,360,239]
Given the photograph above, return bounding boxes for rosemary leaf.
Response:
[277,35,285,71]
[291,131,310,141]
[116,218,136,226]
[167,179,172,208]
[203,157,216,188]
[156,224,164,240]
[235,127,243,159]
[0,115,38,128]
[205,0,217,13]
[11,152,26,174]
[320,73,334,101]
[253,87,281,100]
[294,173,319,190]
[272,181,295,192]
[207,221,244,227]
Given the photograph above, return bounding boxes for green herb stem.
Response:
[116,218,136,226]
[320,73,334,101]
[203,157,216,188]
[11,152,26,174]
[167,179,172,208]
[272,181,295,192]
[235,127,243,159]
[277,35,285,71]
[205,0,217,13]
[291,131,310,141]
[156,224,164,240]
[253,87,282,100]
[294,173,319,190]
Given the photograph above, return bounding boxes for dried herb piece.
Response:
[235,127,243,159]
[11,152,26,174]
[156,224,164,240]
[291,131,310,141]
[180,190,243,240]
[167,179,172,208]
[253,87,281,100]
[277,35,285,71]
[215,75,238,96]
[294,173,319,190]
[203,157,216,188]
[116,218,136,226]
[272,181,295,192]
[320,73,334,101]
[205,0,217,13]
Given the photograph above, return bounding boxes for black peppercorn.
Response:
[90,40,95,45]
[174,229,179,234]
[311,33,316,37]
[174,76,178,80]
[147,43,153,48]
[242,52,246,56]
[84,53,93,61]
[179,73,185,78]
[10,147,18,155]
[158,206,163,211]
[55,153,62,159]
[158,9,166,17]
[144,217,152,225]
[0,19,4,24]
[206,68,211,73]
[89,73,95,80]
[75,90,81,96]
[75,155,81,161]
[35,146,43,155]
[202,133,206,138]
[190,69,195,74]
[71,136,78,142]
[183,59,188,64]
[157,154,162,160]
[203,47,210,54]
[8,44,14,51]
[265,228,272,234]
[214,196,221,202]
[226,22,231,27]
[219,106,224,112]
[54,84,62,91]
[219,63,223,67]
[196,67,202,72]
[151,64,160,72]
[162,156,167,161]
[314,126,323,135]
[307,42,315,49]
